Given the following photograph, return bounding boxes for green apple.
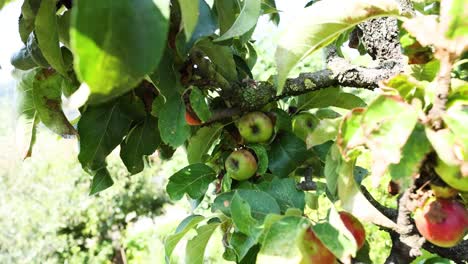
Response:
[435,157,468,192]
[292,112,319,141]
[225,149,258,181]
[237,112,273,143]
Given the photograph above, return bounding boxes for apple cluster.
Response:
[225,112,273,181]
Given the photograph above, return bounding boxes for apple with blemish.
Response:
[414,198,468,248]
[225,149,258,181]
[237,112,273,143]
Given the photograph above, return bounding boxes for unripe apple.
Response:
[414,198,468,248]
[339,211,366,250]
[237,112,273,143]
[435,157,468,192]
[225,149,258,181]
[292,112,319,141]
[430,183,458,199]
[301,228,336,264]
[185,111,202,126]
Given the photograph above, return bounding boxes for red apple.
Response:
[301,228,336,264]
[339,211,366,249]
[185,111,202,126]
[414,198,468,247]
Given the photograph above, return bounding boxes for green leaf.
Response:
[120,115,161,175]
[158,95,191,147]
[15,69,40,159]
[446,0,467,39]
[151,49,181,99]
[275,0,400,93]
[312,208,357,259]
[337,108,365,159]
[268,132,308,177]
[311,222,356,259]
[179,0,199,40]
[180,0,217,53]
[165,215,205,262]
[215,0,261,42]
[384,74,426,101]
[296,87,366,110]
[195,38,238,81]
[32,69,76,137]
[18,0,40,43]
[305,117,341,147]
[248,144,268,174]
[27,32,49,67]
[187,124,223,164]
[35,0,67,75]
[186,223,220,264]
[335,150,397,229]
[71,0,170,104]
[443,102,468,143]
[78,100,132,171]
[324,144,343,198]
[257,216,309,263]
[271,108,292,133]
[231,192,258,236]
[189,87,211,122]
[166,163,217,200]
[0,0,13,10]
[10,46,37,70]
[89,168,114,195]
[362,96,418,181]
[389,124,431,187]
[229,232,260,262]
[58,11,71,48]
[267,177,305,213]
[212,189,280,220]
[410,59,440,82]
[215,0,239,34]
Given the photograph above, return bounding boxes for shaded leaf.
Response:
[187,124,223,164]
[120,115,161,174]
[231,192,258,236]
[215,0,261,42]
[266,177,305,212]
[248,144,268,174]
[179,0,199,39]
[195,38,237,81]
[297,87,366,110]
[78,100,132,171]
[158,95,191,147]
[35,0,66,75]
[166,163,217,200]
[212,189,280,220]
[89,168,114,195]
[268,132,308,177]
[189,87,211,122]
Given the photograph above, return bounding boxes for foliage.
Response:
[5,0,468,263]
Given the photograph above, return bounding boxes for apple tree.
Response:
[7,0,468,263]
